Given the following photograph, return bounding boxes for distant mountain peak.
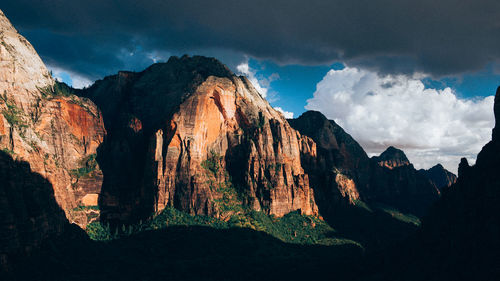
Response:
[419,163,457,191]
[373,146,410,169]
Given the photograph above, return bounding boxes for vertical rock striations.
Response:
[0,9,106,227]
[82,56,317,224]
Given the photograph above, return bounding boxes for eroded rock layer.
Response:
[0,10,105,227]
[83,56,317,224]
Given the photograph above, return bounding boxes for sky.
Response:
[2,0,500,173]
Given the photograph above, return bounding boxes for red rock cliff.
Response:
[83,56,318,224]
[0,10,106,227]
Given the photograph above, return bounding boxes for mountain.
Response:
[0,9,457,278]
[80,55,318,224]
[418,164,457,191]
[372,146,410,169]
[290,111,439,217]
[0,9,106,269]
[288,111,371,209]
[0,10,105,227]
[375,87,500,281]
[409,87,500,280]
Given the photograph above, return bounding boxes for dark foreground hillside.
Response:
[361,87,500,281]
[6,224,364,281]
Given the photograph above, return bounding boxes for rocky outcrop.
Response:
[0,9,106,227]
[290,111,439,217]
[418,164,457,191]
[289,111,371,216]
[372,146,410,169]
[82,56,317,224]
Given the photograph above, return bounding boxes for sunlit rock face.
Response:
[0,9,106,227]
[83,55,318,224]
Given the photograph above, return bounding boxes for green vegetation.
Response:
[201,150,223,175]
[39,81,75,98]
[86,222,120,241]
[70,154,98,180]
[353,200,420,226]
[353,199,373,212]
[372,203,421,226]
[72,205,100,212]
[1,148,15,156]
[201,150,244,217]
[28,217,364,281]
[1,92,27,129]
[257,111,266,128]
[86,207,360,248]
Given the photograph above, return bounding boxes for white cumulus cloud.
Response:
[274,107,294,119]
[305,66,495,173]
[236,62,280,98]
[48,65,93,89]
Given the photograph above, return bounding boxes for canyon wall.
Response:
[82,56,318,224]
[0,10,105,227]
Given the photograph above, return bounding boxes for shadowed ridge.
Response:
[418,164,457,191]
[81,55,319,225]
[0,151,69,273]
[378,86,500,281]
[13,224,364,281]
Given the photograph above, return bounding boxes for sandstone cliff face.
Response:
[290,111,439,217]
[0,10,105,227]
[82,56,317,224]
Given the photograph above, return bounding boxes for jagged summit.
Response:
[419,163,457,191]
[290,110,365,154]
[82,55,317,224]
[373,146,410,169]
[84,54,275,132]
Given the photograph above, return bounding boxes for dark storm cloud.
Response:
[2,0,500,79]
